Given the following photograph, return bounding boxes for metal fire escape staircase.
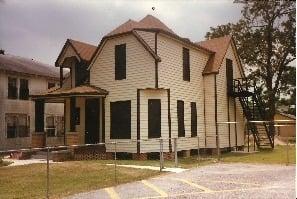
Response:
[231,79,274,148]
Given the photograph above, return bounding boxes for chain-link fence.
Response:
[0,120,295,198]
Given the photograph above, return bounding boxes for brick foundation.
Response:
[66,132,79,146]
[163,152,174,160]
[71,144,109,160]
[132,153,148,160]
[31,133,45,148]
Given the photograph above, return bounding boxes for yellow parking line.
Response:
[206,180,260,186]
[171,178,213,192]
[141,180,168,197]
[105,187,120,199]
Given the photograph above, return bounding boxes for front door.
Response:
[85,98,100,144]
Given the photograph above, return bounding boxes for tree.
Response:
[205,1,296,123]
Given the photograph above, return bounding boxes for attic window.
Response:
[183,47,190,81]
[115,44,126,80]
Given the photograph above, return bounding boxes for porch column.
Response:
[70,97,76,132]
[35,99,45,132]
[60,66,63,87]
[32,99,45,147]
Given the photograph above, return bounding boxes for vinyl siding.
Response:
[203,74,217,148]
[139,89,169,153]
[90,34,155,153]
[135,30,155,50]
[158,33,209,149]
[216,43,245,148]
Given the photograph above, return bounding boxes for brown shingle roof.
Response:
[107,15,175,36]
[197,36,232,74]
[31,85,108,98]
[68,39,97,62]
[0,54,60,79]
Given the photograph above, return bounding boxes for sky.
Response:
[0,0,243,65]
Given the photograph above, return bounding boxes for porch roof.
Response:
[31,85,108,100]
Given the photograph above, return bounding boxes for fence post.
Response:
[46,146,49,199]
[217,134,220,161]
[114,141,117,184]
[197,136,200,164]
[159,138,164,171]
[286,137,289,166]
[174,138,178,167]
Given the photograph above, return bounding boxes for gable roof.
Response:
[107,15,175,36]
[197,36,232,75]
[0,54,60,79]
[55,39,96,66]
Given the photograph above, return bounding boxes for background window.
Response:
[148,99,161,138]
[8,77,17,99]
[177,100,185,137]
[110,100,131,139]
[19,79,29,100]
[183,47,190,81]
[6,114,29,138]
[191,102,197,137]
[115,44,126,80]
[46,116,55,137]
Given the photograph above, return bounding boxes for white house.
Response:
[0,53,64,150]
[32,15,272,159]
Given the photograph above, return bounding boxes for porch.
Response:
[31,85,108,147]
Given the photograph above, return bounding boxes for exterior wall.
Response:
[158,33,209,150]
[135,30,155,50]
[216,43,245,148]
[203,74,216,148]
[0,71,64,150]
[139,89,169,153]
[90,34,155,152]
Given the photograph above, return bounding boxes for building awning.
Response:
[31,85,108,102]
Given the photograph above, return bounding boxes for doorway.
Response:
[85,98,100,144]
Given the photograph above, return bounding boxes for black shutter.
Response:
[35,99,44,132]
[177,100,185,137]
[115,44,126,80]
[226,59,233,95]
[70,97,76,132]
[191,102,197,137]
[148,99,161,138]
[110,100,131,139]
[183,47,190,81]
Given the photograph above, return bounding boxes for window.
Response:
[110,100,131,139]
[19,79,29,100]
[148,99,161,138]
[115,44,126,80]
[8,77,17,99]
[6,114,30,138]
[177,100,185,137]
[46,116,64,137]
[46,116,55,137]
[183,47,190,81]
[226,59,233,95]
[191,102,197,137]
[48,82,55,89]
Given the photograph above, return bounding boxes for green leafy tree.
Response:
[205,1,296,123]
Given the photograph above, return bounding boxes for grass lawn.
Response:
[0,161,160,199]
[221,145,296,165]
